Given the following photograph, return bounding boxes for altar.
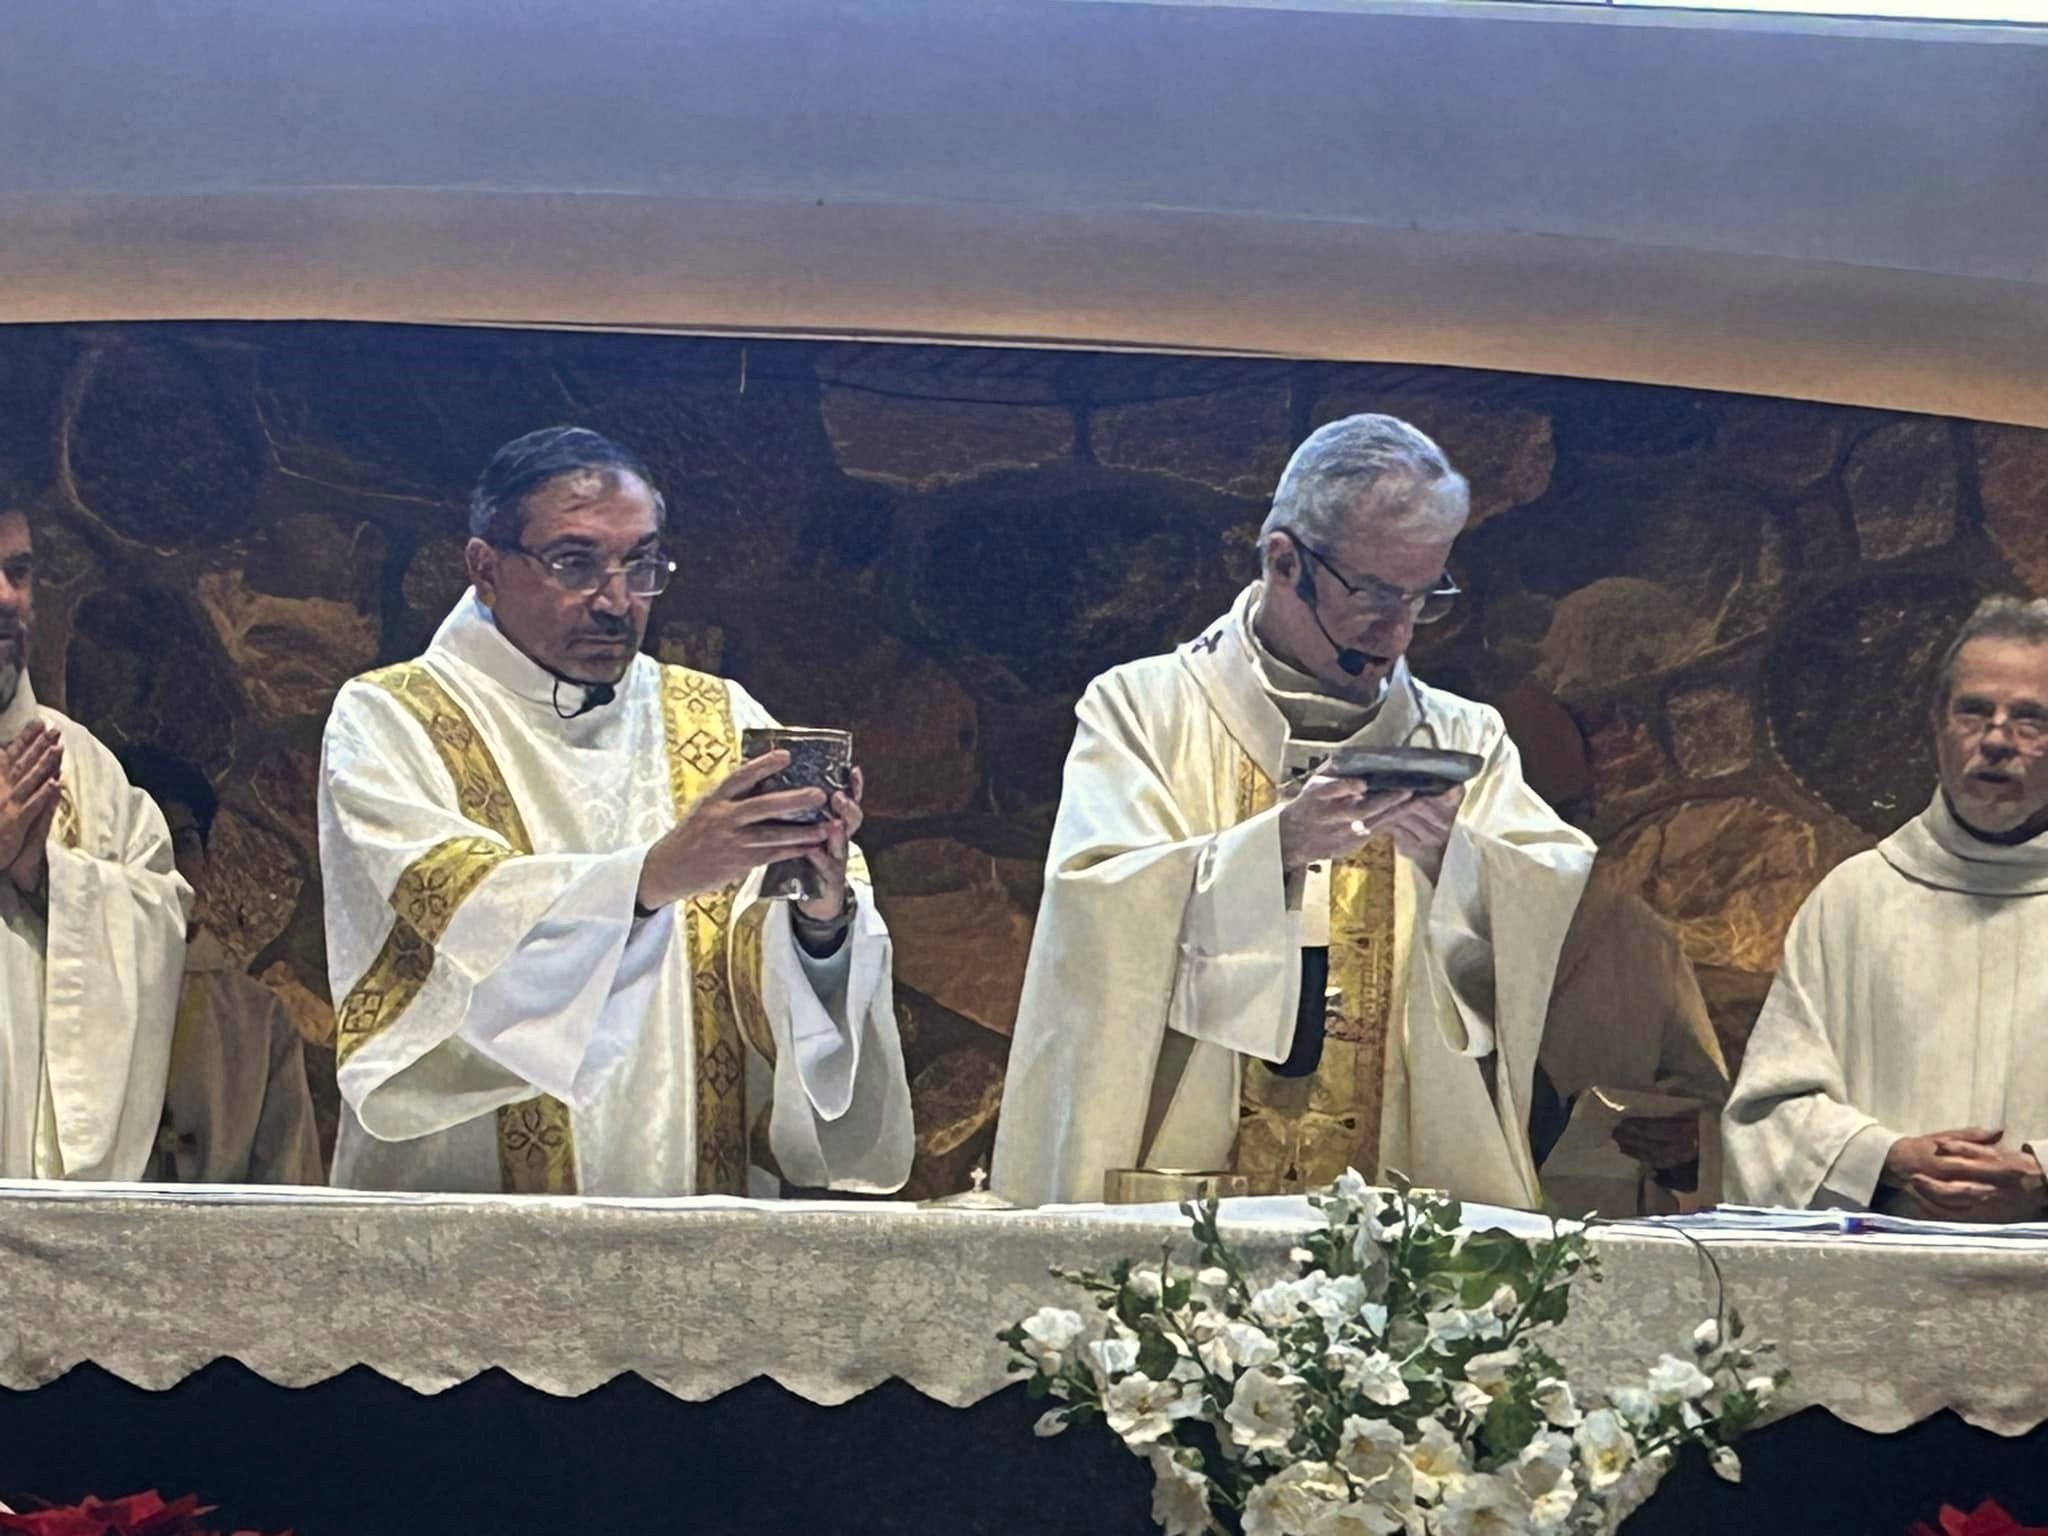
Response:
[2,1186,2047,1533]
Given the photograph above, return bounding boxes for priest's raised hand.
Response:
[796,766,865,925]
[634,750,830,910]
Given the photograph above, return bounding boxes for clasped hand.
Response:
[635,749,864,918]
[1884,1127,2048,1222]
[0,721,62,892]
[1278,771,1465,883]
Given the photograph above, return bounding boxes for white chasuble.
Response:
[0,676,191,1180]
[992,584,1594,1209]
[319,594,913,1197]
[1725,793,2048,1211]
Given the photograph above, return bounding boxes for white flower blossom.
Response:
[1513,1433,1573,1498]
[1129,1266,1165,1301]
[1308,1274,1372,1329]
[1252,1279,1312,1330]
[1197,1267,1232,1289]
[1310,1500,1407,1536]
[1033,1408,1069,1437]
[1533,1378,1582,1429]
[1745,1375,1777,1407]
[1292,1247,1318,1265]
[1490,1284,1521,1318]
[1327,1345,1411,1407]
[1086,1335,1141,1383]
[1201,1320,1282,1379]
[1572,1409,1637,1491]
[1528,1484,1576,1534]
[1647,1354,1715,1406]
[1147,1445,1215,1536]
[1692,1319,1721,1354]
[1435,1472,1534,1536]
[1426,1306,1504,1350]
[1710,1446,1743,1484]
[1243,1461,1349,1536]
[1409,1416,1467,1502]
[1361,1302,1390,1337]
[1333,1168,1372,1205]
[1226,1368,1303,1454]
[1608,1386,1656,1426]
[1019,1308,1086,1375]
[1452,1381,1496,1418]
[1335,1415,1408,1483]
[1464,1349,1520,1400]
[1105,1373,1199,1446]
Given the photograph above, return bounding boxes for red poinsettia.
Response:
[0,1491,285,1536]
[1910,1500,2048,1536]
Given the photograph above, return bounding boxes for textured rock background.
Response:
[4,324,2041,1195]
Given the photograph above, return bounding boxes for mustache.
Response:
[573,616,634,640]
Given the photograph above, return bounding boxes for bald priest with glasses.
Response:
[994,415,1595,1209]
[317,427,910,1196]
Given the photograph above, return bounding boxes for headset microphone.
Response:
[548,675,617,720]
[1295,563,1371,677]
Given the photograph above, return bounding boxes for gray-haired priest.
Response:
[318,427,912,1196]
[1727,596,2048,1221]
[992,415,1595,1209]
[0,505,191,1179]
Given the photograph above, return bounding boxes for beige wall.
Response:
[2,1,2046,426]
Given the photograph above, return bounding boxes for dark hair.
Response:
[1933,595,2048,709]
[119,744,218,846]
[468,426,667,544]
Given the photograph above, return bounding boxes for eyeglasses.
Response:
[1948,700,2048,749]
[1290,533,1460,624]
[499,544,676,597]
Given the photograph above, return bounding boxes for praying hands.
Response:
[0,721,62,890]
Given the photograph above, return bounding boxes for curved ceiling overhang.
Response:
[3,0,2045,426]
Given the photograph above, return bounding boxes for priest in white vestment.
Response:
[0,508,191,1180]
[121,747,324,1185]
[319,428,913,1196]
[1727,597,2048,1220]
[992,415,1595,1209]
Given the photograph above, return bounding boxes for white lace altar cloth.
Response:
[0,1184,2039,1434]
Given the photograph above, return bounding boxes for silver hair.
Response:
[1934,594,2048,706]
[1258,413,1470,562]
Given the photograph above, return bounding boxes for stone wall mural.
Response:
[4,322,2044,1194]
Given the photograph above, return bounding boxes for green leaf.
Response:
[1481,1394,1541,1462]
[1136,1332,1179,1382]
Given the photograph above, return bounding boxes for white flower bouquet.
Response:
[1002,1172,1782,1536]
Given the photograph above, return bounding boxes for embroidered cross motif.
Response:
[679,729,728,776]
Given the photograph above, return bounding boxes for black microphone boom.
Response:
[1304,591,1370,676]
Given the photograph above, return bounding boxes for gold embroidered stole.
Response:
[1230,755,1399,1192]
[335,663,566,1191]
[656,665,762,1196]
